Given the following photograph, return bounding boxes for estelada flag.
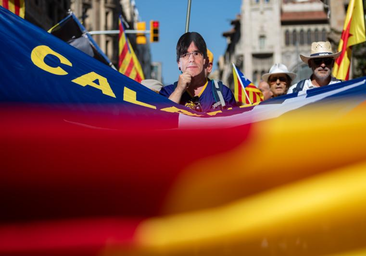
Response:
[232,63,263,105]
[119,15,145,83]
[332,0,366,80]
[0,0,24,18]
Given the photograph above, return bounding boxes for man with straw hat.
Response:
[288,41,342,94]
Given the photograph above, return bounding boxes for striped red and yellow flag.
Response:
[118,17,145,83]
[233,63,263,105]
[333,0,365,80]
[0,0,24,18]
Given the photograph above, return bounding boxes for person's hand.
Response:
[177,70,192,91]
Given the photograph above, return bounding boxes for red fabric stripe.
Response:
[119,43,129,68]
[252,92,257,103]
[0,218,142,253]
[118,23,122,40]
[135,72,142,83]
[14,0,20,15]
[237,77,243,103]
[124,59,135,77]
[3,0,9,9]
[335,18,352,67]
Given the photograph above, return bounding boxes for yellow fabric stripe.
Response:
[160,101,366,215]
[134,161,366,255]
[129,41,145,80]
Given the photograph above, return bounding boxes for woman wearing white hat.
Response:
[262,63,296,97]
[287,41,342,94]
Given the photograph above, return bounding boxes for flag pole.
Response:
[185,0,192,33]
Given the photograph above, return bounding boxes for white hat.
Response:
[262,63,296,83]
[300,41,341,64]
[141,79,163,92]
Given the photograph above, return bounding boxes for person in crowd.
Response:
[287,41,341,94]
[262,63,296,97]
[258,80,273,101]
[159,32,236,112]
[141,79,163,93]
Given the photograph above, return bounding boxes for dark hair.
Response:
[176,32,208,62]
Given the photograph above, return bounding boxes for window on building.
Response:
[314,28,319,41]
[253,70,258,85]
[259,35,266,50]
[105,11,110,30]
[311,29,315,43]
[322,28,327,41]
[299,29,305,45]
[307,29,312,45]
[47,2,54,19]
[292,29,297,46]
[105,39,110,56]
[285,30,290,46]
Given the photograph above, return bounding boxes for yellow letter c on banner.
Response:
[31,45,72,75]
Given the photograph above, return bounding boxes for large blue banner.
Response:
[1,6,366,130]
[0,6,208,130]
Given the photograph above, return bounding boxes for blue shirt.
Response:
[159,80,237,112]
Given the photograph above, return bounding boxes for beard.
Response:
[314,67,331,81]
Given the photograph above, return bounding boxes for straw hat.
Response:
[262,63,296,83]
[300,41,341,64]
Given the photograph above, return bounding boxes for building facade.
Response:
[70,0,152,78]
[25,0,71,30]
[219,0,348,89]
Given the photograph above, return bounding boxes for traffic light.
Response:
[150,20,159,43]
[136,21,146,44]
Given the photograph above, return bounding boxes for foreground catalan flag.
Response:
[119,16,145,83]
[333,0,366,81]
[232,63,263,106]
[0,0,24,18]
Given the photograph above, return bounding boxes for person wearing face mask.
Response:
[262,63,296,97]
[287,41,342,94]
[159,32,236,112]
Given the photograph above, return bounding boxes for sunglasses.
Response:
[269,76,287,83]
[313,58,334,66]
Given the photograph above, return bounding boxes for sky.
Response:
[134,0,242,85]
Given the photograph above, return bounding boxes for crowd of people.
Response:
[141,32,342,113]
